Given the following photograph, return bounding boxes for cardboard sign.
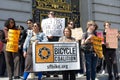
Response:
[106,28,118,48]
[92,36,103,58]
[32,42,80,72]
[41,18,65,36]
[71,28,83,41]
[6,29,20,52]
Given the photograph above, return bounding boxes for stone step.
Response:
[0,73,119,80]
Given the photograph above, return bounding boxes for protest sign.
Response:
[71,28,83,41]
[32,42,80,72]
[6,29,20,52]
[41,18,65,36]
[92,36,103,58]
[106,28,118,48]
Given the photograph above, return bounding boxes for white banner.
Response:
[41,18,65,36]
[32,42,80,72]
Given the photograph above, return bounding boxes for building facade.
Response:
[0,0,32,29]
[0,0,120,71]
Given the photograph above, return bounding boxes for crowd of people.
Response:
[0,11,120,80]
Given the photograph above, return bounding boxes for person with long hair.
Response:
[2,18,20,80]
[23,22,48,80]
[81,20,98,80]
[59,27,76,80]
[103,21,119,80]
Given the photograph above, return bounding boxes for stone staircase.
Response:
[0,73,119,80]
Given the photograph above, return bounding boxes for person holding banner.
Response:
[81,21,98,80]
[59,27,76,80]
[41,11,65,77]
[103,21,119,80]
[23,22,48,80]
[2,18,21,80]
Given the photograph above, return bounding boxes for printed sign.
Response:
[92,36,103,58]
[6,29,20,52]
[41,18,65,36]
[32,42,80,72]
[106,28,118,48]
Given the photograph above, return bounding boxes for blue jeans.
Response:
[85,51,98,80]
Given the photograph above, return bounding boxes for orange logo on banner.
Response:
[35,44,54,63]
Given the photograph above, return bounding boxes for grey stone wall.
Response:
[0,0,32,29]
[80,0,120,72]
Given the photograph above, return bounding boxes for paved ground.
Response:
[0,74,112,80]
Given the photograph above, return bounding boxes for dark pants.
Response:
[85,51,98,80]
[45,36,60,76]
[104,49,119,79]
[63,70,76,80]
[3,45,20,79]
[19,48,25,76]
[0,51,6,76]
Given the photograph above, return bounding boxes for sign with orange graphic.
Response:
[6,29,20,52]
[35,44,54,63]
[92,36,103,58]
[32,42,80,72]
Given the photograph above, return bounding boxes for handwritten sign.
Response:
[6,29,20,52]
[32,42,80,71]
[92,36,103,58]
[71,28,83,41]
[41,18,65,36]
[106,28,118,48]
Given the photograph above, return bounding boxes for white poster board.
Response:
[32,42,80,72]
[41,18,65,36]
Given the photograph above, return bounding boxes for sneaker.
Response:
[77,73,83,77]
[95,78,99,80]
[53,74,58,77]
[101,70,105,74]
[115,76,119,80]
[108,75,113,80]
[83,73,86,76]
[46,74,50,77]
[14,76,21,79]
